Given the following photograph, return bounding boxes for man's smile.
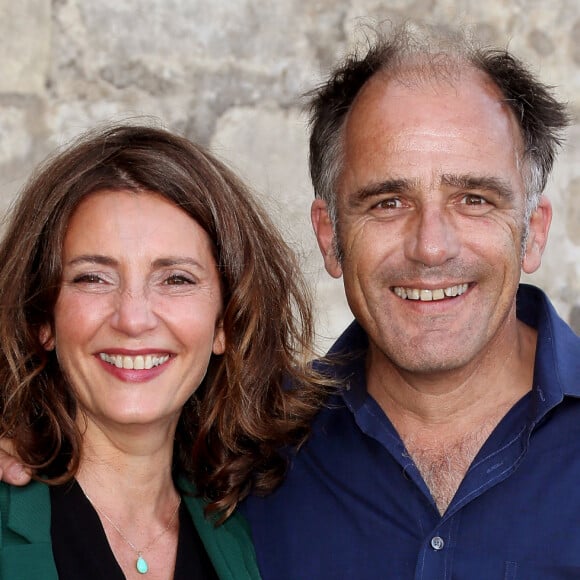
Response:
[392,283,469,301]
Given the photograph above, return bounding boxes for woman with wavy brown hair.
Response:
[0,123,327,579]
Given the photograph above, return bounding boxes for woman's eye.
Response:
[165,274,195,285]
[73,273,105,284]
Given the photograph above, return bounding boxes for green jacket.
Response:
[0,479,261,580]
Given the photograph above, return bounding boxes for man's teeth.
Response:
[393,283,469,301]
[99,353,170,370]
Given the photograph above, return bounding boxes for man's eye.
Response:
[374,198,403,209]
[461,194,487,205]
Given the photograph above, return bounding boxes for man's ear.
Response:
[311,199,343,279]
[522,195,552,274]
[39,324,55,351]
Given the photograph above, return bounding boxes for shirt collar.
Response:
[322,319,368,412]
[517,284,580,416]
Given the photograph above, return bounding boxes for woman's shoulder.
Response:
[178,477,254,542]
[177,477,261,580]
[0,480,59,578]
[0,479,49,512]
[0,480,51,536]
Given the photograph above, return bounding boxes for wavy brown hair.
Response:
[0,123,328,521]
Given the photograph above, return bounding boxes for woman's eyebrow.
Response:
[65,255,118,267]
[152,257,205,270]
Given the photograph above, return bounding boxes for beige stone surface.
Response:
[211,105,353,349]
[0,0,51,93]
[0,0,579,344]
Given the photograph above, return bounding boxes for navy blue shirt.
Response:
[243,285,580,579]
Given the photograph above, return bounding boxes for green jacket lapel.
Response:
[179,479,261,580]
[0,481,59,579]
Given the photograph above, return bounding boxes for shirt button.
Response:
[430,536,445,551]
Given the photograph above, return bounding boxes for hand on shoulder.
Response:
[0,440,31,485]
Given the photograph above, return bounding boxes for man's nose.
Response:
[404,205,460,267]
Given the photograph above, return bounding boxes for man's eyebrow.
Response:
[345,174,516,208]
[441,174,515,199]
[347,178,417,207]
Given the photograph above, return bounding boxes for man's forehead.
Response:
[343,64,525,161]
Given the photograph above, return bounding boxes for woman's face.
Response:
[45,189,225,433]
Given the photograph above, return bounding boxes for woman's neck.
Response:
[73,418,183,580]
[76,457,181,580]
[75,414,179,514]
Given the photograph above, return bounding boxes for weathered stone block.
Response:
[0,0,51,93]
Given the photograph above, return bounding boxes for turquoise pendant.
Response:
[136,554,149,574]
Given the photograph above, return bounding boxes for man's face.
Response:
[312,68,551,376]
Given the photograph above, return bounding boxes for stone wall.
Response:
[1,0,579,350]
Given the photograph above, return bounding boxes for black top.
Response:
[50,479,218,579]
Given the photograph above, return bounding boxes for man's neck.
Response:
[366,319,537,514]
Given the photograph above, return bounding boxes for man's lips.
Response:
[392,283,469,301]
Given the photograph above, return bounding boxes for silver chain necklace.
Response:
[83,490,181,575]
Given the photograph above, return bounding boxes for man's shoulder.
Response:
[517,284,576,336]
[312,319,368,378]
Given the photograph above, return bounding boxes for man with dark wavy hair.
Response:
[244,23,578,579]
